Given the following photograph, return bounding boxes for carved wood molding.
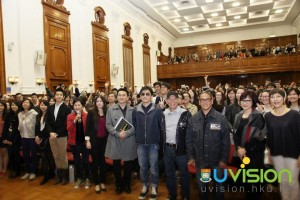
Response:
[91,6,108,31]
[41,0,70,15]
[51,71,67,77]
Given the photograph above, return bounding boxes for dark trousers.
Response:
[113,159,133,188]
[38,142,55,179]
[91,137,107,185]
[21,138,38,174]
[71,142,90,180]
[7,142,21,173]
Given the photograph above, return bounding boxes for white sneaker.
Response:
[29,173,36,181]
[20,173,30,180]
[85,179,90,189]
[74,179,83,189]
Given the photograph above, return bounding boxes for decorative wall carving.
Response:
[142,33,151,85]
[122,22,134,88]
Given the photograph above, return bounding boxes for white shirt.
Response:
[164,106,185,144]
[54,102,63,121]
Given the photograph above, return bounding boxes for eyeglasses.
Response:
[140,93,151,96]
[241,99,252,103]
[199,98,211,103]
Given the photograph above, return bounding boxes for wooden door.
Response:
[42,0,72,90]
[92,7,110,91]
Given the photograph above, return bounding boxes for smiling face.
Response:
[55,91,64,103]
[96,96,104,110]
[167,95,178,110]
[11,103,19,113]
[140,89,152,104]
[39,102,48,113]
[73,101,83,113]
[117,91,129,105]
[215,92,222,103]
[199,93,213,112]
[22,100,30,111]
[261,91,270,105]
[240,96,253,111]
[287,90,299,104]
[270,93,285,108]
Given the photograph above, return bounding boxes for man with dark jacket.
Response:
[161,91,191,200]
[186,91,230,200]
[132,86,163,200]
[47,88,71,185]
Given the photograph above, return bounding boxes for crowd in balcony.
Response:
[168,43,299,64]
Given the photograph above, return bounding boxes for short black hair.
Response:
[16,93,22,96]
[117,88,129,96]
[153,81,161,87]
[140,86,154,96]
[31,93,37,97]
[73,98,83,107]
[54,88,65,96]
[240,91,258,108]
[270,88,286,98]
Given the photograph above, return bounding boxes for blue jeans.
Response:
[71,142,90,180]
[196,166,224,200]
[21,138,38,174]
[163,145,190,199]
[137,143,159,187]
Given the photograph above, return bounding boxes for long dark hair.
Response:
[10,100,21,116]
[226,87,237,106]
[213,91,225,113]
[36,100,50,125]
[93,95,107,121]
[0,100,8,121]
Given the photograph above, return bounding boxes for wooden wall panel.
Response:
[0,0,6,95]
[42,1,72,90]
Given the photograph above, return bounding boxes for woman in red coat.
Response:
[67,98,90,189]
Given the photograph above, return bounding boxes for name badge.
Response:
[210,123,221,130]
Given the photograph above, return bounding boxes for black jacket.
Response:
[161,108,191,156]
[47,103,71,138]
[132,103,163,145]
[3,111,21,145]
[85,111,108,144]
[186,108,230,167]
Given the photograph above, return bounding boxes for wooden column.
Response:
[0,0,6,95]
[142,33,151,85]
[122,22,134,89]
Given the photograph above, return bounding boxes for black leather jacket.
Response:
[161,109,191,156]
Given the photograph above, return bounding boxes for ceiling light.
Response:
[173,19,180,22]
[216,23,222,27]
[183,28,189,31]
[269,35,276,37]
[232,2,240,7]
[206,0,213,2]
[161,6,169,11]
[275,9,283,14]
[211,13,218,17]
[234,15,241,19]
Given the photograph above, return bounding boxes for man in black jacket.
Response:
[186,91,230,200]
[162,91,191,200]
[47,88,71,185]
[132,86,163,200]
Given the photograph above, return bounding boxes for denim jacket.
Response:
[186,108,230,167]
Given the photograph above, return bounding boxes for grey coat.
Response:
[105,104,137,161]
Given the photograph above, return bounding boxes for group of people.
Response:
[169,43,299,64]
[0,79,299,200]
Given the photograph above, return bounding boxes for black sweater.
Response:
[265,109,300,159]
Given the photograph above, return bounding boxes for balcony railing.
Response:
[157,54,300,79]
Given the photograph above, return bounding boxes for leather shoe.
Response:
[124,186,131,194]
[116,186,122,194]
[40,178,49,185]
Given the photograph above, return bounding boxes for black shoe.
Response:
[166,195,177,200]
[116,186,123,194]
[124,185,131,194]
[61,169,68,185]
[53,169,62,185]
[9,171,20,179]
[40,177,49,185]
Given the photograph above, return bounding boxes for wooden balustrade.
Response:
[157,54,300,79]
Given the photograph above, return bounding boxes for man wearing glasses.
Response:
[132,86,163,200]
[186,91,230,200]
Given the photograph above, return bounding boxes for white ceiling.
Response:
[128,0,300,38]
